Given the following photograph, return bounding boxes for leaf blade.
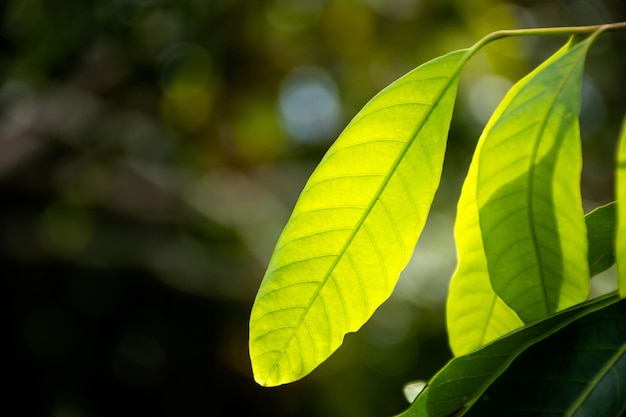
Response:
[250,50,470,386]
[476,38,592,322]
[462,298,626,417]
[616,117,626,298]
[446,199,617,358]
[447,134,523,356]
[397,293,623,417]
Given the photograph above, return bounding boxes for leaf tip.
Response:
[252,371,273,388]
[249,346,287,387]
[251,364,287,388]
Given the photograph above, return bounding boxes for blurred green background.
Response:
[2,1,625,416]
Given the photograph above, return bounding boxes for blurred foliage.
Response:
[1,0,625,416]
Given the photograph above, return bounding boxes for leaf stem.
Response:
[469,21,626,57]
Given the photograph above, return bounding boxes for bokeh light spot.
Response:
[403,380,427,403]
[226,95,287,162]
[160,43,215,132]
[278,66,341,144]
[468,74,513,125]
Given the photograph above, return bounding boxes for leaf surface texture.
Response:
[447,135,523,356]
[398,294,625,417]
[447,38,596,355]
[249,50,469,386]
[463,296,626,417]
[475,38,592,322]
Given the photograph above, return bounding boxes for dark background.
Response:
[2,1,626,416]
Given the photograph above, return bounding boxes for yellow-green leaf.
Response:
[449,197,618,356]
[447,135,523,356]
[616,117,626,298]
[249,50,469,386]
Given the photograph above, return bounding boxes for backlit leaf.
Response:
[476,37,595,322]
[447,135,523,356]
[249,50,471,386]
[449,198,618,357]
[617,117,626,298]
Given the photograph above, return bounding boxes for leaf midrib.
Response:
[526,42,587,318]
[564,343,626,416]
[264,51,471,383]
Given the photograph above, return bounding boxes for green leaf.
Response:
[447,134,523,356]
[397,293,624,417]
[448,198,618,357]
[586,202,616,277]
[249,49,470,386]
[476,37,595,323]
[446,38,602,356]
[461,301,626,416]
[617,117,626,298]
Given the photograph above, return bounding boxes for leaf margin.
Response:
[249,48,475,387]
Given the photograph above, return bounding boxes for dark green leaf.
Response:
[397,293,622,417]
[462,296,626,416]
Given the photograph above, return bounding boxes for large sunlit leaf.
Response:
[475,37,597,322]
[398,293,624,417]
[249,50,471,386]
[617,117,626,298]
[447,135,523,356]
[586,202,616,277]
